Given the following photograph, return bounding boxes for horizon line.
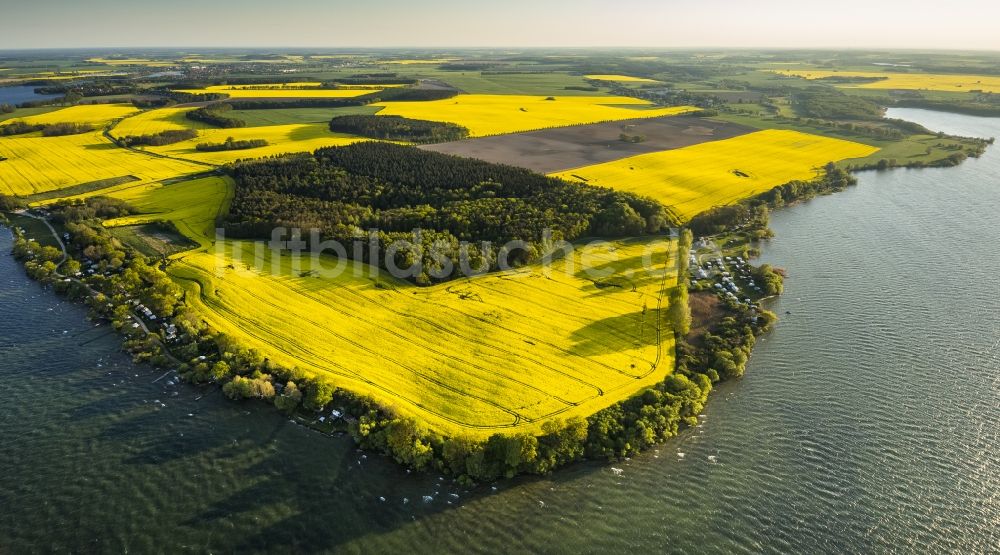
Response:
[2,45,1000,54]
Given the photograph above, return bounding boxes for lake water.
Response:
[1,109,997,553]
[0,85,61,106]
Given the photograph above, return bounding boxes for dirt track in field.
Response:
[420,115,754,173]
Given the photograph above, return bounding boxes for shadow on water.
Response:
[174,438,457,551]
[112,403,294,467]
[66,388,132,420]
[194,445,612,553]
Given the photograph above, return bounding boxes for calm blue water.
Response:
[0,85,60,106]
[0,109,997,553]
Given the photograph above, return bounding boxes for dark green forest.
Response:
[328,114,468,143]
[224,142,673,284]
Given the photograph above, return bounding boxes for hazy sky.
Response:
[3,0,999,50]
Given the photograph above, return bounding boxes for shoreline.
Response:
[4,107,990,482]
[2,202,768,482]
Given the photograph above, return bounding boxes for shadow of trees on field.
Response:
[568,309,663,357]
[289,124,325,142]
[82,142,117,151]
[573,251,673,298]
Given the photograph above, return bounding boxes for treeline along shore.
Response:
[3,119,984,481]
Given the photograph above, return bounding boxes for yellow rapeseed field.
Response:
[772,69,1000,93]
[86,58,177,67]
[141,123,366,165]
[110,108,210,137]
[552,129,879,221]
[173,85,384,98]
[374,94,696,136]
[109,110,366,164]
[7,103,139,127]
[169,236,678,436]
[179,55,304,64]
[210,82,325,88]
[13,70,121,81]
[0,130,205,196]
[384,59,458,65]
[585,74,661,83]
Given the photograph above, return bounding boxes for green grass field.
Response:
[3,213,61,249]
[261,66,610,96]
[107,223,198,258]
[425,71,608,95]
[228,106,383,127]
